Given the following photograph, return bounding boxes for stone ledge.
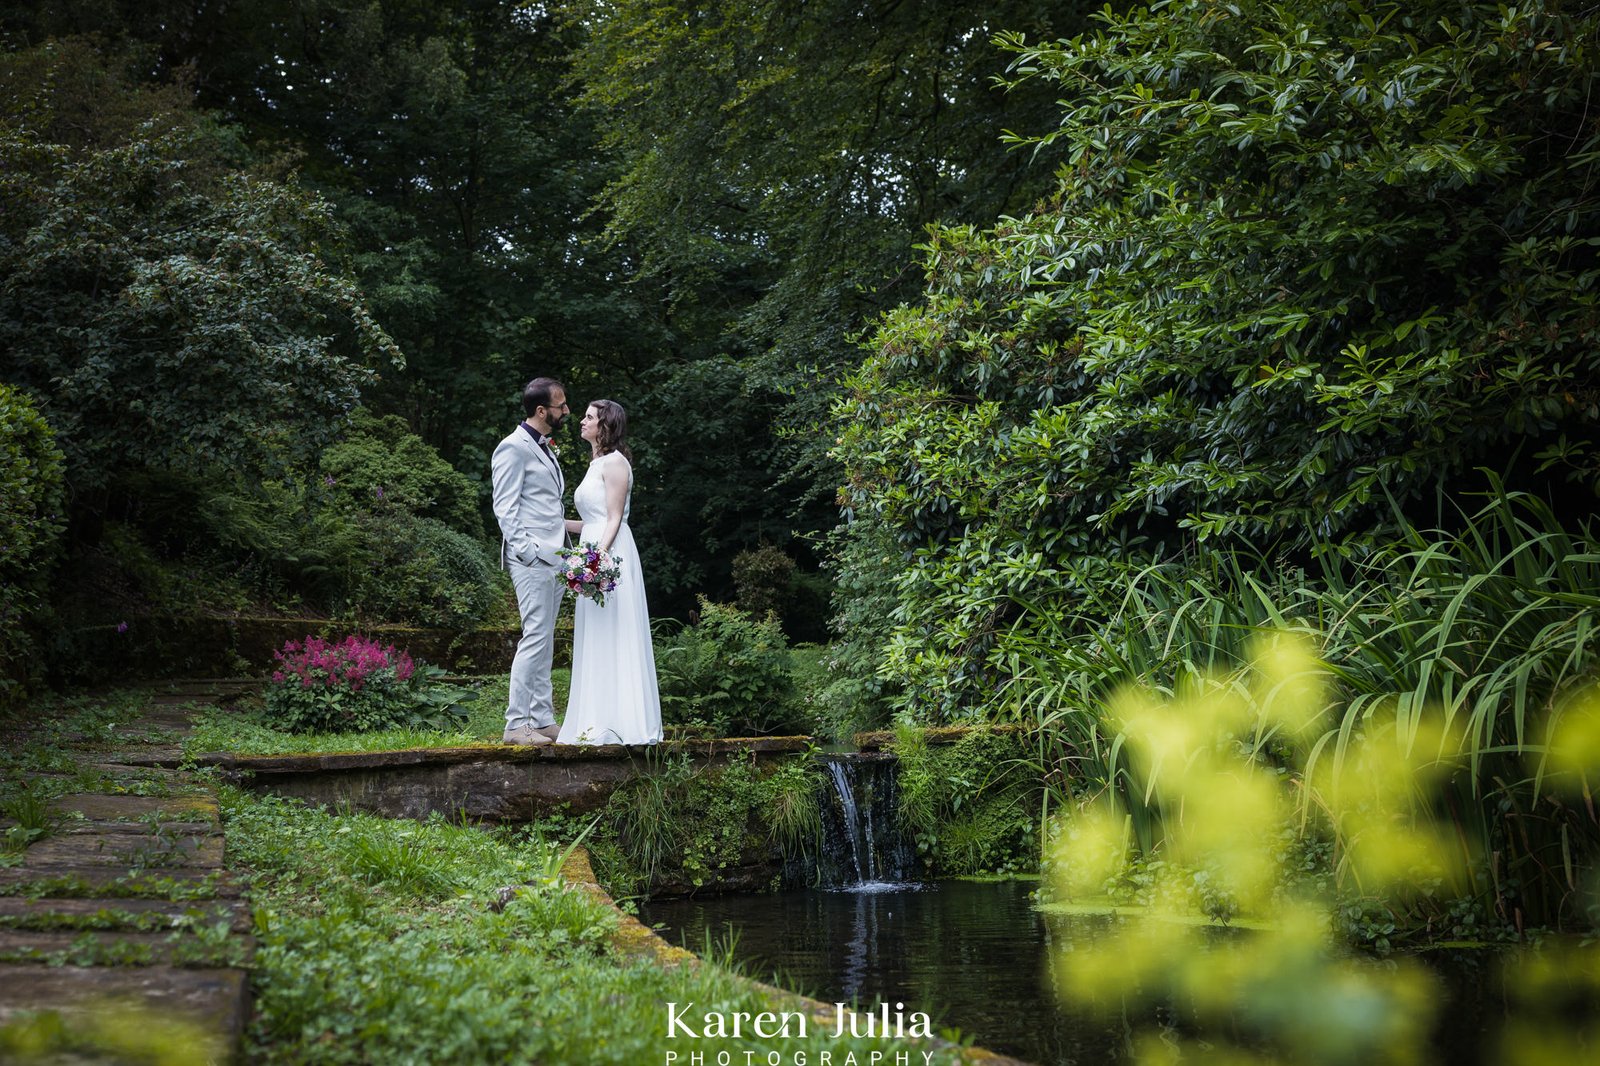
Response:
[54,617,543,682]
[216,735,814,821]
[212,735,817,821]
[196,734,814,774]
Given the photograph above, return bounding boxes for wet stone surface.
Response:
[0,688,252,1059]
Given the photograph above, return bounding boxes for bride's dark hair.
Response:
[590,399,632,461]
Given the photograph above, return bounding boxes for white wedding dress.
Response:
[558,453,663,745]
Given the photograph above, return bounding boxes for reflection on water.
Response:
[642,880,1127,1064]
[640,880,1509,1066]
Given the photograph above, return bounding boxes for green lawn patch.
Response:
[184,674,565,757]
[224,788,927,1063]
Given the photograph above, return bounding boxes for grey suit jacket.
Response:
[490,425,566,568]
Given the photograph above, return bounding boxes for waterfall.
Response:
[814,753,918,890]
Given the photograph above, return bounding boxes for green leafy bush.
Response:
[834,0,1600,722]
[732,544,796,619]
[0,121,397,492]
[1033,487,1600,936]
[319,409,483,536]
[732,545,832,643]
[891,725,1038,876]
[198,410,500,628]
[0,384,64,707]
[596,749,823,896]
[655,598,800,736]
[345,512,501,629]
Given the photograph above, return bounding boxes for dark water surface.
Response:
[641,880,1123,1065]
[640,880,1509,1066]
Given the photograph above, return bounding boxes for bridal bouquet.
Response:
[556,543,622,606]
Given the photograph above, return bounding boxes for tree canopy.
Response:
[835,0,1600,717]
[0,39,398,494]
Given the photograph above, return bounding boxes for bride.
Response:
[557,399,663,745]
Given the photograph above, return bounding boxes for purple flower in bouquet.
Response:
[556,542,623,607]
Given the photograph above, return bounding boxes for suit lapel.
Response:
[528,432,563,494]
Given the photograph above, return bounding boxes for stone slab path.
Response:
[0,682,256,1062]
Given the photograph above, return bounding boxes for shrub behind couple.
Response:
[490,376,662,747]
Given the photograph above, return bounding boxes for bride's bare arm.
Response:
[598,454,629,554]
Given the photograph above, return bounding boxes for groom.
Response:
[491,376,571,746]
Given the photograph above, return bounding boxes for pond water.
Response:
[640,880,1508,1065]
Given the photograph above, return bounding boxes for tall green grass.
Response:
[999,484,1600,932]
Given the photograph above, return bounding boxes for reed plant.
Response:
[1014,484,1600,935]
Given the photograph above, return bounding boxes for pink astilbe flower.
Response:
[265,633,433,735]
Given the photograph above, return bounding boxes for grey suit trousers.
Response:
[507,560,563,730]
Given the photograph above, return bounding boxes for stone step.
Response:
[0,865,237,898]
[91,747,189,770]
[50,794,219,826]
[64,820,215,837]
[0,897,249,933]
[0,963,248,1058]
[0,927,251,967]
[21,832,224,870]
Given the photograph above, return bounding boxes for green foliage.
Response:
[206,466,502,630]
[835,0,1600,720]
[655,598,801,736]
[0,116,398,494]
[79,442,503,632]
[0,384,64,583]
[787,644,868,743]
[731,544,831,642]
[762,756,825,855]
[222,788,916,1063]
[732,543,796,620]
[815,520,903,733]
[320,409,482,536]
[0,384,64,707]
[573,0,1081,525]
[0,787,57,854]
[597,750,822,896]
[1031,487,1600,937]
[345,512,501,629]
[1039,639,1600,1064]
[890,726,1039,876]
[625,355,806,613]
[9,5,655,495]
[184,674,556,757]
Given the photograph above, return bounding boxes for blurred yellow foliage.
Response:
[1045,633,1600,1064]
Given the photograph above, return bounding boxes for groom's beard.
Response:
[546,414,568,432]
